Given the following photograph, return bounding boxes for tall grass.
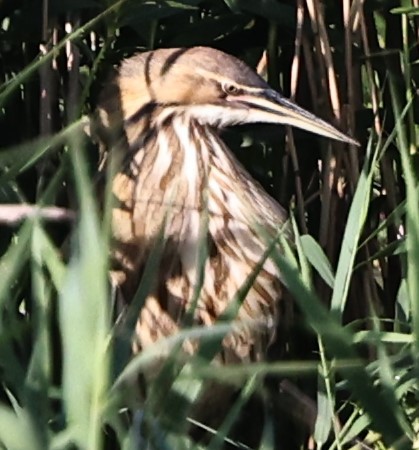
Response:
[0,1,418,449]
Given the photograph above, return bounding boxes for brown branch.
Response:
[0,205,76,224]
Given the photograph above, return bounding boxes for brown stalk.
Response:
[38,0,59,197]
[66,14,81,123]
[287,0,308,234]
[344,0,360,184]
[412,0,419,42]
[306,0,341,119]
[301,36,319,105]
[359,10,382,136]
[39,0,53,137]
[290,0,305,99]
[305,0,341,262]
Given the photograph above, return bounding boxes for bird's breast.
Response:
[111,118,286,360]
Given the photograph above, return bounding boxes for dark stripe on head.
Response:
[160,48,188,77]
[125,101,158,127]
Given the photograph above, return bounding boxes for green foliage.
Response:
[1,0,419,449]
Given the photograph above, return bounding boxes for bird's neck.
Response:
[122,106,229,172]
[111,107,253,226]
[123,110,227,197]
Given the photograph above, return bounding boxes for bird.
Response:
[95,46,357,366]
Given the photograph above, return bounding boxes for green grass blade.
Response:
[271,241,411,448]
[387,69,419,369]
[330,139,379,318]
[58,132,110,449]
[300,234,335,288]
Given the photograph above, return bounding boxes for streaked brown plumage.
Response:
[96,47,356,364]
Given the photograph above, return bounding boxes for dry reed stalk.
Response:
[344,0,360,184]
[287,0,308,234]
[66,14,81,123]
[305,0,342,263]
[265,21,286,206]
[413,0,419,41]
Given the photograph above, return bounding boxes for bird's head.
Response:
[99,46,358,146]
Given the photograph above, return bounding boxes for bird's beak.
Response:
[226,89,359,146]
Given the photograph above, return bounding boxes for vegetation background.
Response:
[0,0,418,449]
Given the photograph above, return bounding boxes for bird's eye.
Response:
[222,83,240,95]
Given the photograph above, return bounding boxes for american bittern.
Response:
[96,47,356,364]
